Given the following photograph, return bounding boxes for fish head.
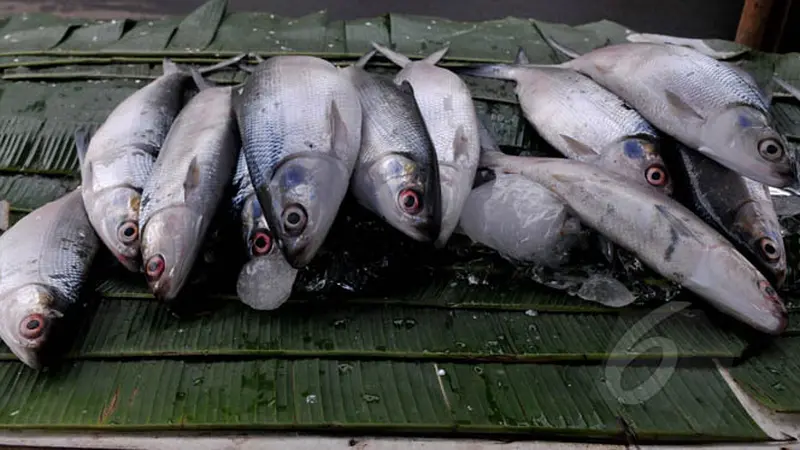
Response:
[732,201,787,287]
[695,248,787,335]
[235,194,298,310]
[140,206,203,301]
[261,153,349,269]
[701,106,796,187]
[598,137,673,196]
[359,153,441,242]
[0,284,60,369]
[87,187,142,272]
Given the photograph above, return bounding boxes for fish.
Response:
[480,150,788,335]
[76,55,244,273]
[0,189,100,369]
[0,199,8,234]
[371,43,480,247]
[665,141,787,288]
[539,40,796,189]
[231,152,298,310]
[233,55,362,268]
[139,73,240,301]
[342,51,442,242]
[456,51,673,196]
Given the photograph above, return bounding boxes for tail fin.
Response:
[544,35,581,60]
[513,47,530,65]
[422,46,449,65]
[371,42,412,67]
[73,128,91,168]
[190,68,215,91]
[355,49,377,68]
[162,58,181,75]
[198,53,248,74]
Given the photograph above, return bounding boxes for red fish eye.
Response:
[398,189,422,215]
[19,313,46,340]
[645,165,668,187]
[145,254,165,281]
[117,220,139,244]
[251,230,273,256]
[758,279,780,302]
[759,237,781,262]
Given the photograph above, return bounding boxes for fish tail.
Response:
[544,35,581,60]
[513,47,530,64]
[355,49,378,68]
[371,42,412,67]
[162,58,181,75]
[422,46,449,65]
[190,68,215,91]
[451,63,517,81]
[198,53,249,75]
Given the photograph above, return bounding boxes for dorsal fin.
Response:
[355,49,378,69]
[513,47,530,65]
[371,42,411,67]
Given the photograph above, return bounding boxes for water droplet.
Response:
[455,341,467,349]
[525,309,538,317]
[337,363,354,374]
[175,391,186,400]
[9,410,18,416]
[437,369,446,376]
[466,405,473,411]
[192,377,204,386]
[365,21,373,26]
[362,393,381,403]
[473,366,484,375]
[333,318,348,329]
[305,394,317,404]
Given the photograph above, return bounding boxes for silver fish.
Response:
[0,189,100,369]
[371,43,480,247]
[481,151,788,335]
[668,142,787,288]
[231,152,298,310]
[342,51,442,242]
[544,40,795,189]
[76,56,244,273]
[233,56,362,269]
[457,57,673,196]
[139,79,240,301]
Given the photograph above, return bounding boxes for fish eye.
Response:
[758,279,780,302]
[250,229,273,256]
[758,139,784,161]
[117,220,139,244]
[282,204,307,236]
[759,237,781,262]
[145,254,166,281]
[645,165,668,187]
[19,313,46,340]
[398,188,422,215]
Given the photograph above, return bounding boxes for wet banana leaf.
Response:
[730,337,800,413]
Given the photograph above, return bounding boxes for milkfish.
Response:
[371,43,480,247]
[139,73,240,301]
[0,189,100,369]
[541,40,796,189]
[342,51,442,242]
[233,55,362,268]
[76,55,244,273]
[481,150,788,335]
[456,49,672,196]
[666,141,787,288]
[231,152,298,310]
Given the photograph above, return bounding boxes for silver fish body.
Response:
[461,63,672,195]
[558,43,794,188]
[140,85,240,301]
[342,62,442,242]
[669,142,787,287]
[234,56,362,269]
[0,189,100,369]
[231,153,298,310]
[459,172,582,268]
[372,44,480,247]
[482,151,788,335]
[79,60,192,273]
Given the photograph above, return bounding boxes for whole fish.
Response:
[666,141,787,287]
[231,152,298,310]
[457,55,673,196]
[139,77,240,301]
[342,51,442,241]
[481,150,788,335]
[0,189,100,369]
[542,40,796,189]
[76,55,243,273]
[371,43,480,247]
[233,56,362,269]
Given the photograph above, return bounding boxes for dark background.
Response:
[0,0,798,52]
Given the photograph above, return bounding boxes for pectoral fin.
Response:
[664,89,705,121]
[559,134,599,158]
[184,156,201,202]
[329,100,350,158]
[73,128,90,168]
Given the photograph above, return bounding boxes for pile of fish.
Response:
[1,37,799,370]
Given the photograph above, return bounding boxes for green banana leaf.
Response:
[0,0,796,443]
